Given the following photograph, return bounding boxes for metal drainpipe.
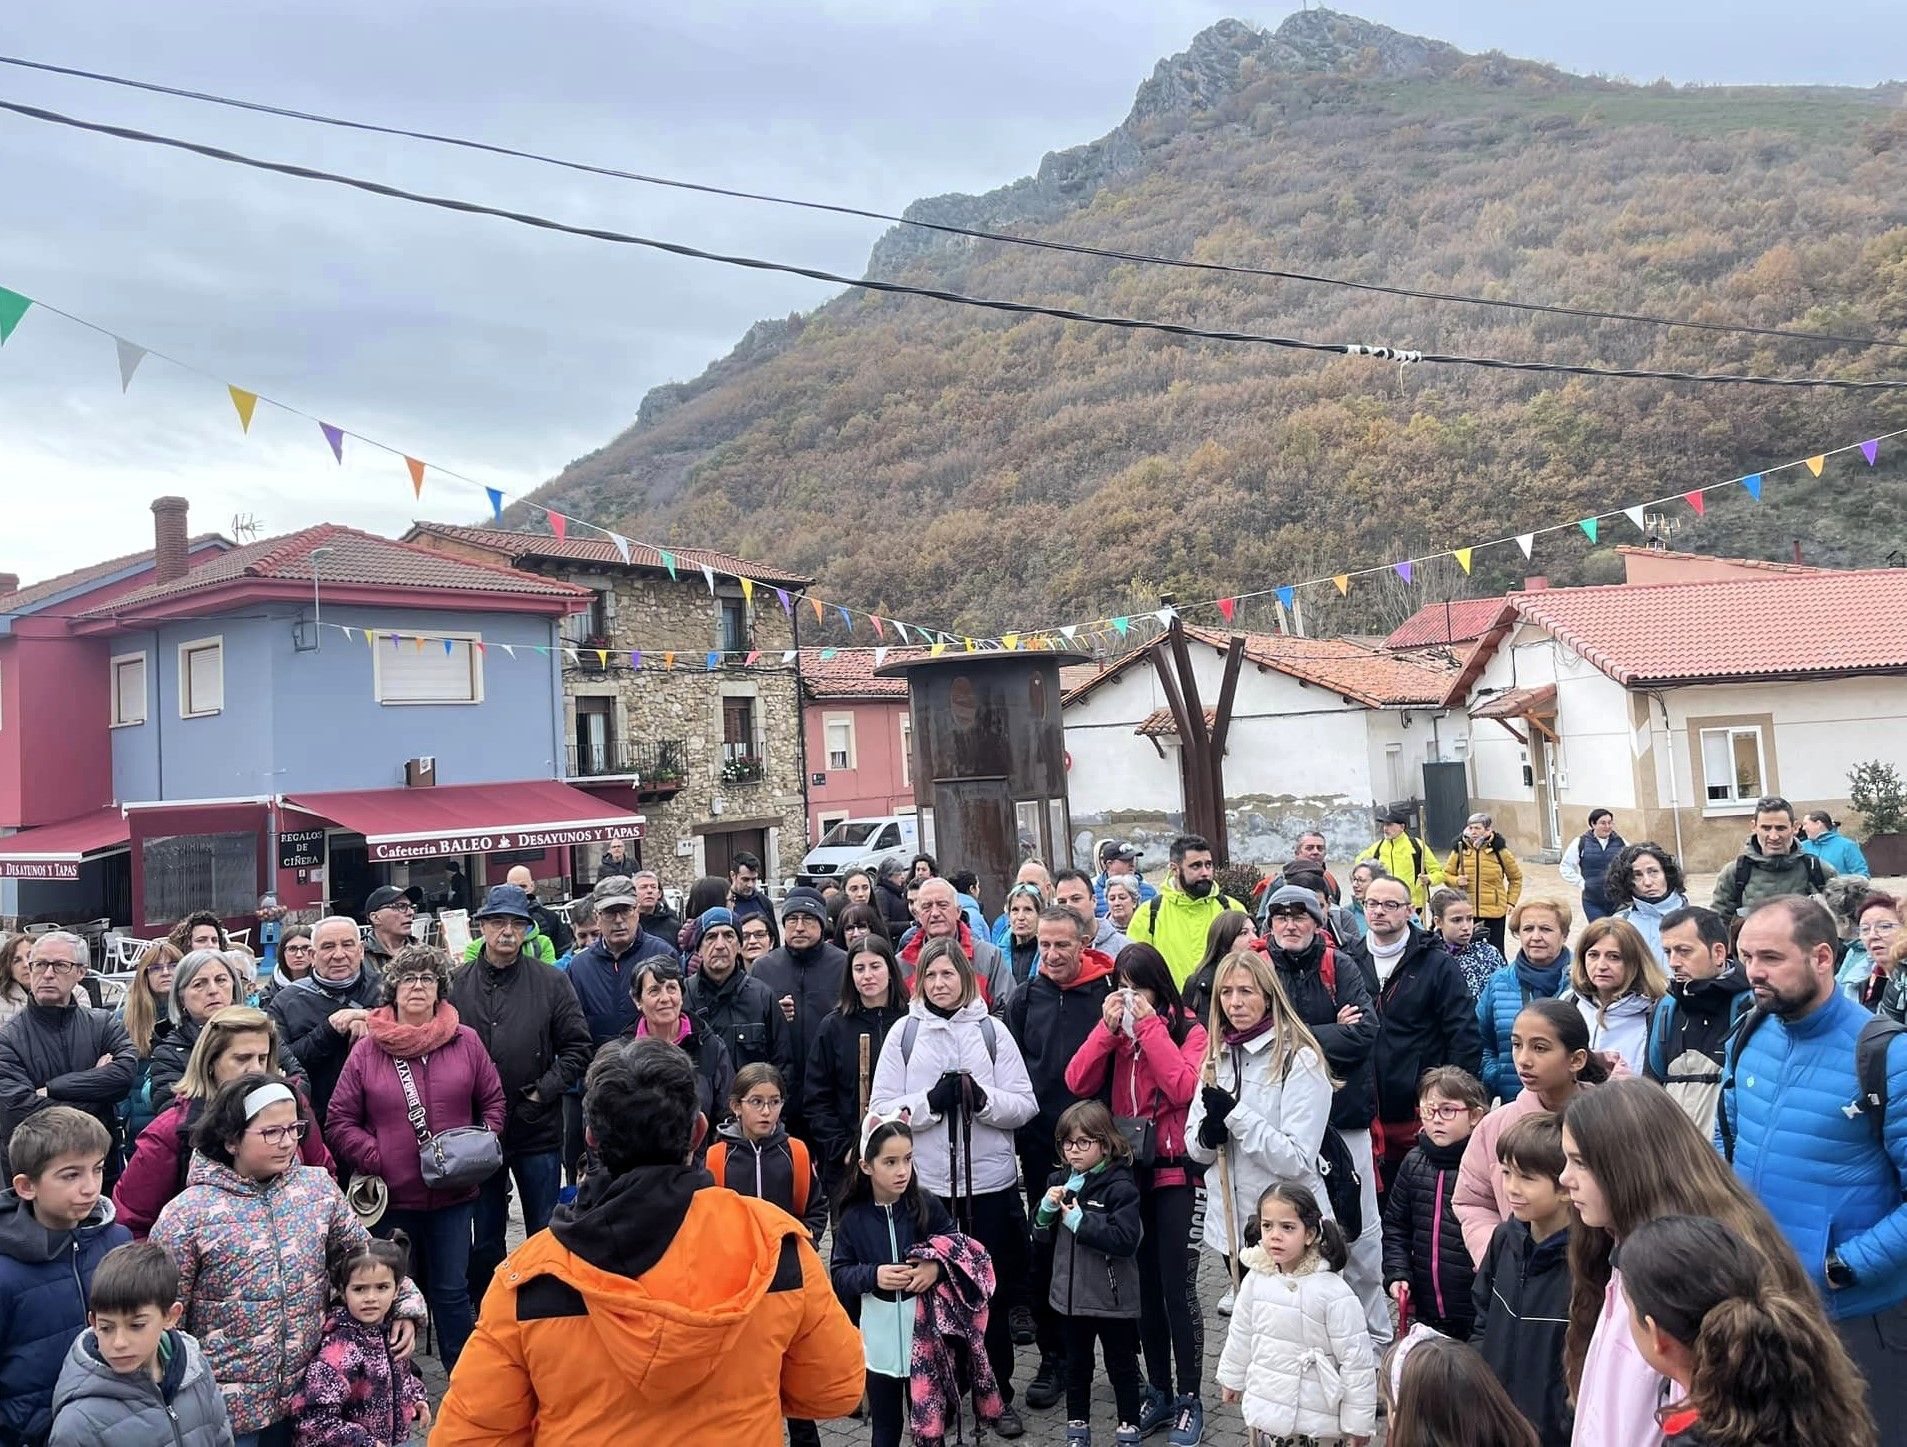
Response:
[790,592,810,879]
[1650,690,1686,865]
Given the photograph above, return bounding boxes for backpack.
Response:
[706,1137,811,1218]
[1731,851,1828,900]
[899,1014,998,1066]
[1143,891,1246,936]
[1719,1008,1905,1189]
[1316,1126,1364,1241]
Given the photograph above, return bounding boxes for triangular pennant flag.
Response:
[1394,561,1413,583]
[740,577,753,607]
[1577,518,1599,542]
[1275,585,1295,609]
[810,596,824,624]
[663,651,676,670]
[228,386,259,433]
[706,652,719,671]
[1154,607,1176,628]
[629,650,641,668]
[1112,617,1130,637]
[564,648,579,665]
[1216,598,1236,622]
[1001,633,1020,651]
[319,423,344,463]
[700,563,716,595]
[473,641,485,654]
[930,642,947,657]
[745,649,761,665]
[595,649,609,668]
[0,288,31,344]
[781,650,797,664]
[547,511,567,542]
[406,457,425,498]
[413,635,427,652]
[820,647,838,662]
[533,645,548,657]
[501,644,515,659]
[486,487,505,522]
[774,587,791,613]
[598,533,626,564]
[1740,473,1762,501]
[1061,625,1078,641]
[1684,490,1706,516]
[341,626,355,642]
[1515,534,1534,558]
[869,614,883,638]
[1805,455,1826,477]
[1333,574,1349,595]
[874,646,888,668]
[661,550,678,581]
[1862,439,1880,466]
[115,338,147,392]
[363,629,375,649]
[444,639,455,656]
[837,606,853,631]
[891,620,910,644]
[963,638,976,653]
[1623,506,1646,533]
[1452,547,1474,574]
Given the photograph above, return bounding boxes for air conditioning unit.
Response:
[405,757,436,788]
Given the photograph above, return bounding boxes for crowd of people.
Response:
[0,793,1895,1446]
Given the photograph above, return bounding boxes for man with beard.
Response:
[747,889,845,1143]
[728,851,781,952]
[1125,833,1245,988]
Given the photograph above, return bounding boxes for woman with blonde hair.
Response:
[1564,917,1667,1075]
[117,940,183,1137]
[1185,948,1334,1311]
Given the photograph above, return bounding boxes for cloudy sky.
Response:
[3,1,1903,579]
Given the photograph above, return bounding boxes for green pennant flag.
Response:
[1578,517,1599,542]
[0,288,31,344]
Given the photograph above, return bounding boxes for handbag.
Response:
[392,1056,502,1191]
[1114,1083,1161,1169]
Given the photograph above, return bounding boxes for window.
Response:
[721,696,762,782]
[561,587,613,646]
[111,654,147,727]
[374,632,483,705]
[142,831,257,923]
[824,714,856,771]
[178,638,224,718]
[818,813,849,838]
[875,824,901,850]
[719,596,750,655]
[574,697,616,775]
[1700,726,1767,805]
[898,713,913,788]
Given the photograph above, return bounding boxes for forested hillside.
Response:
[525,9,1907,639]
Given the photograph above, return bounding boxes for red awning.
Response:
[283,780,644,863]
[0,807,130,879]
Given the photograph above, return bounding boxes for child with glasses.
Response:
[1380,1066,1486,1338]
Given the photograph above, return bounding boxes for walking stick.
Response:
[856,1033,872,1166]
[1204,1051,1243,1295]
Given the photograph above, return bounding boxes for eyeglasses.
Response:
[1060,1137,1100,1151]
[28,960,80,977]
[742,930,772,944]
[283,942,313,953]
[145,961,178,976]
[1418,1103,1471,1123]
[740,1095,784,1111]
[1859,918,1901,937]
[250,1120,309,1146]
[1365,899,1412,912]
[393,973,438,988]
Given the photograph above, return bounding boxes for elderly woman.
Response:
[115,1004,332,1238]
[1443,812,1523,953]
[153,1074,423,1446]
[143,949,262,1106]
[326,944,505,1371]
[1104,877,1141,935]
[117,940,182,1138]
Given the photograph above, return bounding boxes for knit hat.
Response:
[697,906,738,936]
[1264,885,1326,926]
[781,888,829,924]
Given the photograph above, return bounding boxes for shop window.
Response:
[142,831,257,922]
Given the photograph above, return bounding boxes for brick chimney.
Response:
[151,497,189,585]
[0,574,16,596]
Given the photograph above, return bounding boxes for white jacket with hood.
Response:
[1215,1244,1376,1441]
[1185,1037,1332,1254]
[869,997,1037,1197]
[1563,988,1658,1076]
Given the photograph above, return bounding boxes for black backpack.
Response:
[1731,851,1829,899]
[1143,892,1245,936]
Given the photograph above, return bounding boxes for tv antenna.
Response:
[230,512,261,542]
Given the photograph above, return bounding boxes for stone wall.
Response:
[1070,795,1386,877]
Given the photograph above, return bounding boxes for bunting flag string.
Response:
[321,423,345,463]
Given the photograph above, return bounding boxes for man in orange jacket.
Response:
[432,1036,864,1445]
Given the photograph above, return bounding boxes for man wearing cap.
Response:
[268,914,384,1125]
[1093,840,1159,918]
[449,884,594,1304]
[748,889,846,1143]
[1356,809,1444,912]
[361,884,423,970]
[567,875,679,1050]
[684,907,793,1079]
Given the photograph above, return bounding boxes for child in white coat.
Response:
[1217,1182,1376,1447]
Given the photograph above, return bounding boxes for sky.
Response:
[3,1,1903,580]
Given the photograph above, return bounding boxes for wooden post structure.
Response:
[1149,619,1245,864]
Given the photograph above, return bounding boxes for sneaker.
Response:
[1065,1422,1092,1447]
[1024,1357,1065,1410]
[994,1404,1025,1439]
[1168,1395,1204,1447]
[1216,1286,1235,1315]
[1009,1304,1036,1345]
[1115,1427,1142,1447]
[1135,1384,1174,1438]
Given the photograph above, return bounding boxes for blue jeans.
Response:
[383,1202,476,1370]
[469,1151,561,1304]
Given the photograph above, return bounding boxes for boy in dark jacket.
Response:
[1381,1066,1486,1338]
[0,1108,133,1446]
[1471,1110,1573,1447]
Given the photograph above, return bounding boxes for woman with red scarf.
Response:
[326,944,506,1371]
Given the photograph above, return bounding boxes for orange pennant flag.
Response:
[663,651,676,670]
[1333,574,1350,595]
[406,457,426,497]
[228,386,258,433]
[1805,455,1826,477]
[809,595,824,624]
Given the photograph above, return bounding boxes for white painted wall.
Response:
[1064,668,1184,815]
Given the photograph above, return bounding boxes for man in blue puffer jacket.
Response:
[1721,896,1907,1419]
[1475,898,1574,1102]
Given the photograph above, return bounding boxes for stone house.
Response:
[405,523,814,885]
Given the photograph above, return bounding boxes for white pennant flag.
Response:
[609,533,632,564]
[1060,625,1078,641]
[565,649,579,665]
[700,563,716,595]
[781,650,797,664]
[1154,607,1175,627]
[1515,533,1535,558]
[1623,506,1647,533]
[501,644,515,659]
[874,647,888,668]
[341,626,354,642]
[115,338,147,392]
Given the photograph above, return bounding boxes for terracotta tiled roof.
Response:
[1444,570,1907,704]
[1612,545,1825,575]
[1383,597,1506,650]
[799,648,920,698]
[2,534,229,613]
[405,521,813,588]
[1136,706,1218,737]
[77,525,593,617]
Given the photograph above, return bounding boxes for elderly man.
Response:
[899,876,1014,1009]
[505,864,571,958]
[566,874,677,1049]
[434,1036,864,1444]
[450,883,594,1304]
[749,889,845,1142]
[359,883,422,969]
[267,914,383,1123]
[685,906,793,1080]
[634,869,681,947]
[0,932,135,1183]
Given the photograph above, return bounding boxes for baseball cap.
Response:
[473,884,536,922]
[781,888,829,924]
[364,884,423,915]
[698,906,738,936]
[591,874,640,911]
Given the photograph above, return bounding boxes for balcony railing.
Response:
[568,738,688,789]
[721,736,766,785]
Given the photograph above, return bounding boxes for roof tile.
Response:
[3,534,228,613]
[406,522,813,587]
[1383,597,1506,650]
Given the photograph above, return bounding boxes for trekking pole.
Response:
[856,1033,872,1163]
[961,1074,976,1237]
[1204,1053,1243,1295]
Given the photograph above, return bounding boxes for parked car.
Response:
[798,816,919,887]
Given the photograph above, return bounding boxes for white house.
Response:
[1062,625,1458,866]
[1443,570,1907,871]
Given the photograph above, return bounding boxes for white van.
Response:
[799,815,918,887]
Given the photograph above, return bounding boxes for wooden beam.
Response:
[1490,717,1529,746]
[1149,642,1212,846]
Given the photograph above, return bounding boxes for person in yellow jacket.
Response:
[1124,833,1247,987]
[1355,809,1445,912]
[1443,811,1523,952]
[432,1035,864,1447]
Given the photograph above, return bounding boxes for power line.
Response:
[1,51,1902,355]
[3,98,1904,393]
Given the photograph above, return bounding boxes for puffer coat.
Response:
[48,1327,233,1447]
[1444,834,1523,919]
[1379,1131,1475,1337]
[290,1305,428,1447]
[150,1157,425,1433]
[1215,1245,1376,1441]
[1476,954,1570,1102]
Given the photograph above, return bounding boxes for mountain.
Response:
[525,9,1907,639]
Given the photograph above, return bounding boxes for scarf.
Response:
[1368,929,1409,983]
[635,1014,694,1045]
[292,966,363,998]
[1223,1014,1278,1050]
[366,1001,460,1058]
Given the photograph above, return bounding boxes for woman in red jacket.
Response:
[326,944,505,1370]
[1064,941,1209,1443]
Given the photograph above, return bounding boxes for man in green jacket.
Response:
[1711,795,1835,920]
[1356,808,1445,911]
[1124,833,1245,987]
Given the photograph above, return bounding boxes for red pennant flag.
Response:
[1216,597,1237,623]
[1684,490,1706,516]
[548,511,567,542]
[405,457,425,497]
[744,650,761,665]
[871,616,885,639]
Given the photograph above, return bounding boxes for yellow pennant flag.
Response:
[930,642,946,657]
[963,637,975,653]
[1805,455,1826,477]
[1452,548,1474,574]
[1333,574,1350,595]
[363,630,375,649]
[1001,633,1019,651]
[595,649,608,668]
[740,577,753,607]
[228,386,258,433]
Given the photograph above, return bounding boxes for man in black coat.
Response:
[267,915,383,1125]
[449,884,594,1303]
[683,907,793,1080]
[634,870,681,951]
[0,931,136,1185]
[748,889,846,1144]
[872,857,914,936]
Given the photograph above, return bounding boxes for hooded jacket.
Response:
[749,939,849,1120]
[447,949,594,1157]
[1214,1245,1376,1442]
[1271,934,1378,1131]
[290,1305,426,1447]
[868,998,1038,1199]
[0,1190,131,1443]
[1125,880,1246,987]
[1444,834,1523,919]
[1615,890,1688,969]
[1004,948,1117,1148]
[802,1004,907,1174]
[1032,1159,1142,1318]
[1470,1218,1573,1447]
[431,1163,864,1446]
[1800,826,1870,878]
[0,1001,137,1179]
[1709,837,1834,918]
[565,929,678,1048]
[682,961,794,1085]
[1368,926,1481,1122]
[1085,915,1132,959]
[709,1118,828,1244]
[1186,1041,1332,1254]
[48,1327,232,1447]
[1355,833,1445,909]
[1644,965,1753,1136]
[1380,1130,1476,1338]
[1064,1005,1207,1187]
[1561,989,1657,1077]
[897,925,1013,1012]
[1476,953,1570,1102]
[266,969,384,1122]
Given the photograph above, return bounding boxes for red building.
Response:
[799,650,919,840]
